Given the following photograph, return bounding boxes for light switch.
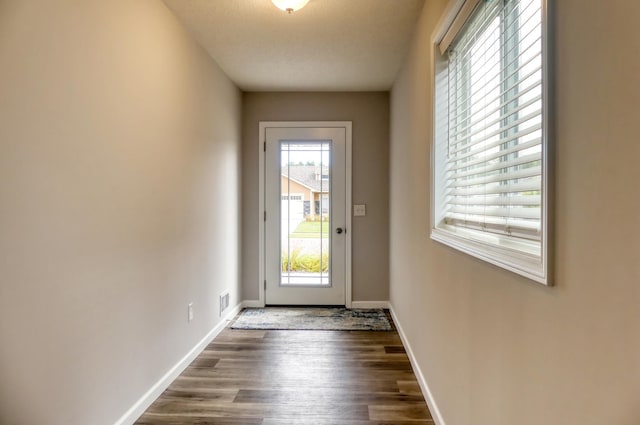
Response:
[353,204,366,217]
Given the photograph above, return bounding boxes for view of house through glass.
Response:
[280,141,331,286]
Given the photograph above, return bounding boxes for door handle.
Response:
[336,227,344,234]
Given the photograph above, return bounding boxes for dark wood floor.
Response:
[136,313,433,424]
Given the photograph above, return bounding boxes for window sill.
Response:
[431,225,549,285]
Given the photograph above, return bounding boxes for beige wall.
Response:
[242,92,390,302]
[0,1,241,424]
[390,1,640,424]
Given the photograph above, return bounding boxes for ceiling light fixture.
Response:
[272,0,310,14]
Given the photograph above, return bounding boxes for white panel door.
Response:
[264,125,348,305]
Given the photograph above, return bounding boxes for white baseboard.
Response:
[114,302,243,425]
[239,300,388,309]
[241,300,263,308]
[389,305,446,425]
[350,301,390,309]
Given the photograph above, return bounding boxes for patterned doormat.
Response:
[231,307,392,331]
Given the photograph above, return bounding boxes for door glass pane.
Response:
[280,141,331,286]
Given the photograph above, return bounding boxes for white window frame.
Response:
[431,0,552,285]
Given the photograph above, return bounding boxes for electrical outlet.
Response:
[188,303,194,322]
[220,291,230,316]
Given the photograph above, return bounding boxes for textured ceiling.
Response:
[163,0,425,91]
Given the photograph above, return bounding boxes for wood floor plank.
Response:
[135,310,432,424]
[159,389,239,401]
[261,421,435,425]
[145,399,370,420]
[233,389,426,404]
[397,380,423,394]
[369,404,433,421]
[169,376,405,393]
[136,414,262,425]
[384,345,407,354]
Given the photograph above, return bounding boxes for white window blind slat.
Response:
[449,2,539,91]
[451,21,540,93]
[451,122,541,162]
[449,152,541,180]
[437,0,544,243]
[450,26,541,114]
[448,194,541,207]
[449,177,541,194]
[449,136,541,172]
[446,205,540,220]
[449,77,541,143]
[448,45,542,143]
[448,0,518,59]
[449,111,542,160]
[447,166,542,190]
[448,0,540,58]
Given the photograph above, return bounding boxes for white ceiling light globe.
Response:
[272,0,311,14]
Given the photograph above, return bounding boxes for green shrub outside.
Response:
[281,248,329,273]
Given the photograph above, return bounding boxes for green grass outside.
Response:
[289,221,330,238]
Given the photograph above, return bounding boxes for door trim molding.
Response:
[258,121,353,308]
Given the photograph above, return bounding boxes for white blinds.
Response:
[441,0,543,242]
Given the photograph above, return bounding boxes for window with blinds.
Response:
[432,0,550,284]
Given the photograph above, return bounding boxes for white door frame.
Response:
[258,121,352,307]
